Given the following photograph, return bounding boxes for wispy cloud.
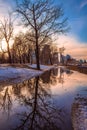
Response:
[54,35,87,60]
[0,0,15,17]
[80,0,87,9]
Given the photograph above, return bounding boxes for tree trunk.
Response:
[7,42,11,63]
[33,4,40,70]
[30,76,39,129]
[35,38,40,70]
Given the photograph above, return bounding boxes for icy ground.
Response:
[0,64,54,85]
[28,64,54,70]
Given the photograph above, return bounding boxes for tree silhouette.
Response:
[16,0,69,69]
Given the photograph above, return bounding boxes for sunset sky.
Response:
[0,0,87,60]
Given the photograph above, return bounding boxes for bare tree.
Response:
[11,32,34,63]
[0,14,13,63]
[16,0,68,70]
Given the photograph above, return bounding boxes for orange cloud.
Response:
[54,35,87,60]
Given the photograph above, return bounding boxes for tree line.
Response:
[0,0,69,69]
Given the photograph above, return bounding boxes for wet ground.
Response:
[0,67,87,130]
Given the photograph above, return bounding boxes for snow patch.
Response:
[0,67,42,84]
[0,64,54,84]
[28,64,54,70]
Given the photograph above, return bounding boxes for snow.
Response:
[28,64,54,70]
[0,64,54,85]
[0,67,42,84]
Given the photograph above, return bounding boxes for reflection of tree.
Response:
[0,86,12,117]
[41,70,51,83]
[41,68,58,86]
[0,67,73,129]
[13,77,64,130]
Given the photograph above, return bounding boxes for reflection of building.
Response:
[58,67,64,84]
[52,68,58,76]
[41,70,51,83]
[72,94,87,130]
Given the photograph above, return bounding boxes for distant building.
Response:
[40,45,52,65]
[52,52,59,64]
[40,45,61,65]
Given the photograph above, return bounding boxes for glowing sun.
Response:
[0,38,14,51]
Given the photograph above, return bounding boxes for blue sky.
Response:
[55,0,87,43]
[0,0,87,43]
[0,0,87,59]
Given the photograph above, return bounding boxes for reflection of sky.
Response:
[51,68,87,108]
[0,84,32,130]
[50,68,87,128]
[51,68,87,129]
[0,68,87,129]
[51,69,87,95]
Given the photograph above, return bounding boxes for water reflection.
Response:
[0,86,12,117]
[0,68,66,130]
[0,67,87,130]
[13,76,65,130]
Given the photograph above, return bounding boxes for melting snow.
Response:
[28,64,54,70]
[0,64,54,84]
